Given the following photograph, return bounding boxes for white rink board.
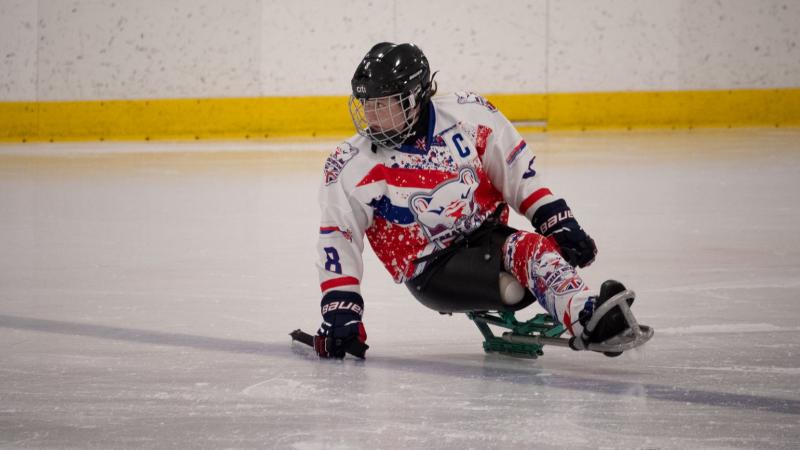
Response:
[0,129,799,448]
[1,0,799,101]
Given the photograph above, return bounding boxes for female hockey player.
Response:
[313,42,638,358]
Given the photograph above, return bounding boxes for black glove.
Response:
[314,291,368,359]
[532,199,597,268]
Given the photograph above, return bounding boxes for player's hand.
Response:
[314,291,368,359]
[532,199,598,268]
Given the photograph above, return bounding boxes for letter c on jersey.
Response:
[452,133,471,158]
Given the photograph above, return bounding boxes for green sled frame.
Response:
[467,310,568,359]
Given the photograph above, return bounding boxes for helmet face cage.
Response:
[349,88,421,149]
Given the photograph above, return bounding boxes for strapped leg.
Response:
[502,230,591,336]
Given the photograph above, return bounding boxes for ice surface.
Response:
[1,129,799,449]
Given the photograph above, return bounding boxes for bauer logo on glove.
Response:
[538,209,575,235]
[321,300,363,316]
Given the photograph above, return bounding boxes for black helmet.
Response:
[348,43,435,148]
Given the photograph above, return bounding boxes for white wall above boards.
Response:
[0,0,38,101]
[36,0,263,101]
[548,0,800,93]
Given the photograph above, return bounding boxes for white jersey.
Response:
[316,91,558,294]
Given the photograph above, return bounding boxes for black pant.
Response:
[404,220,535,314]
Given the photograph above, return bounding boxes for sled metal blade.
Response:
[500,332,573,348]
[580,325,654,353]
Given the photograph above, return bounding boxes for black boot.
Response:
[581,280,634,350]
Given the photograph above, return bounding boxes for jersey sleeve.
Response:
[479,109,559,222]
[316,162,372,296]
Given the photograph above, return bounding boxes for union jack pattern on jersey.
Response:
[316,92,558,295]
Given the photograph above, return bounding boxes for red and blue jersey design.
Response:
[316,92,559,294]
